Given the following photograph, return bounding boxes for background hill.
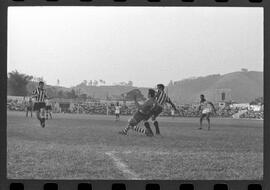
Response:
[167,71,263,104]
[13,70,262,104]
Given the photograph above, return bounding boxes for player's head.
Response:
[148,89,156,98]
[200,94,206,102]
[116,102,119,106]
[39,81,44,89]
[157,84,165,91]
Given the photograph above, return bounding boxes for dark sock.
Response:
[153,121,160,134]
[144,122,153,135]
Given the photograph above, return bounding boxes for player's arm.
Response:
[167,97,177,111]
[197,104,202,112]
[31,89,38,99]
[208,101,216,113]
[134,95,141,109]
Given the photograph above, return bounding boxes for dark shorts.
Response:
[33,102,46,111]
[26,106,33,111]
[129,111,150,126]
[46,105,52,111]
[150,105,163,120]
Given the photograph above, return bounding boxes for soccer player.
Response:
[118,89,156,136]
[45,99,52,120]
[25,97,33,117]
[32,81,48,128]
[198,94,216,130]
[171,107,175,119]
[115,102,121,121]
[149,84,178,135]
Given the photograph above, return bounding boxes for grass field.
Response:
[7,111,263,180]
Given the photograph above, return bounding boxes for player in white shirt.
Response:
[198,94,216,130]
[115,102,121,121]
[171,108,175,119]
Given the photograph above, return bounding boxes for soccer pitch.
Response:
[7,111,263,180]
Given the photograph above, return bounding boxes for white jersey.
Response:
[115,106,121,114]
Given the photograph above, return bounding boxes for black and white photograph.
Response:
[7,7,263,180]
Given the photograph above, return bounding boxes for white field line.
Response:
[118,150,263,156]
[105,151,141,180]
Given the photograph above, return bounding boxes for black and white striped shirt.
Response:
[32,88,47,102]
[155,90,171,106]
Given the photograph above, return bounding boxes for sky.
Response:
[8,7,263,88]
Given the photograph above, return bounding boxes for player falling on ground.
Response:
[32,81,49,128]
[118,89,156,136]
[25,97,33,117]
[115,102,121,121]
[45,99,53,120]
[198,94,216,130]
[148,84,178,135]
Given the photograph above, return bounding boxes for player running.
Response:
[198,94,216,130]
[25,97,33,117]
[118,89,156,136]
[32,81,49,128]
[149,84,178,135]
[45,99,52,120]
[115,102,121,121]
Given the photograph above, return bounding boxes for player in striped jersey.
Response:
[32,81,48,128]
[198,94,216,130]
[150,84,177,135]
[118,89,156,136]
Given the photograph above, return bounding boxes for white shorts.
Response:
[202,108,211,114]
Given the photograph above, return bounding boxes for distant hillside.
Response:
[72,84,149,100]
[167,71,263,104]
[25,71,263,103]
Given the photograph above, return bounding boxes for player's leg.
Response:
[40,103,46,127]
[40,108,46,127]
[152,106,163,135]
[206,113,211,130]
[30,108,33,117]
[119,113,139,135]
[34,103,41,121]
[46,107,49,120]
[26,108,28,117]
[49,109,52,119]
[199,114,206,129]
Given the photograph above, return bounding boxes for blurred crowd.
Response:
[240,110,264,119]
[7,99,264,120]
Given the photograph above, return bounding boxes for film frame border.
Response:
[0,0,268,189]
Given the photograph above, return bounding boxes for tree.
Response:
[57,90,64,98]
[79,93,87,101]
[128,81,133,86]
[88,80,92,86]
[8,70,33,96]
[93,80,98,86]
[250,97,263,105]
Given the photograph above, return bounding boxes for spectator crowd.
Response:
[7,98,264,120]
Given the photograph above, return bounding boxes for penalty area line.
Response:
[105,151,141,180]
